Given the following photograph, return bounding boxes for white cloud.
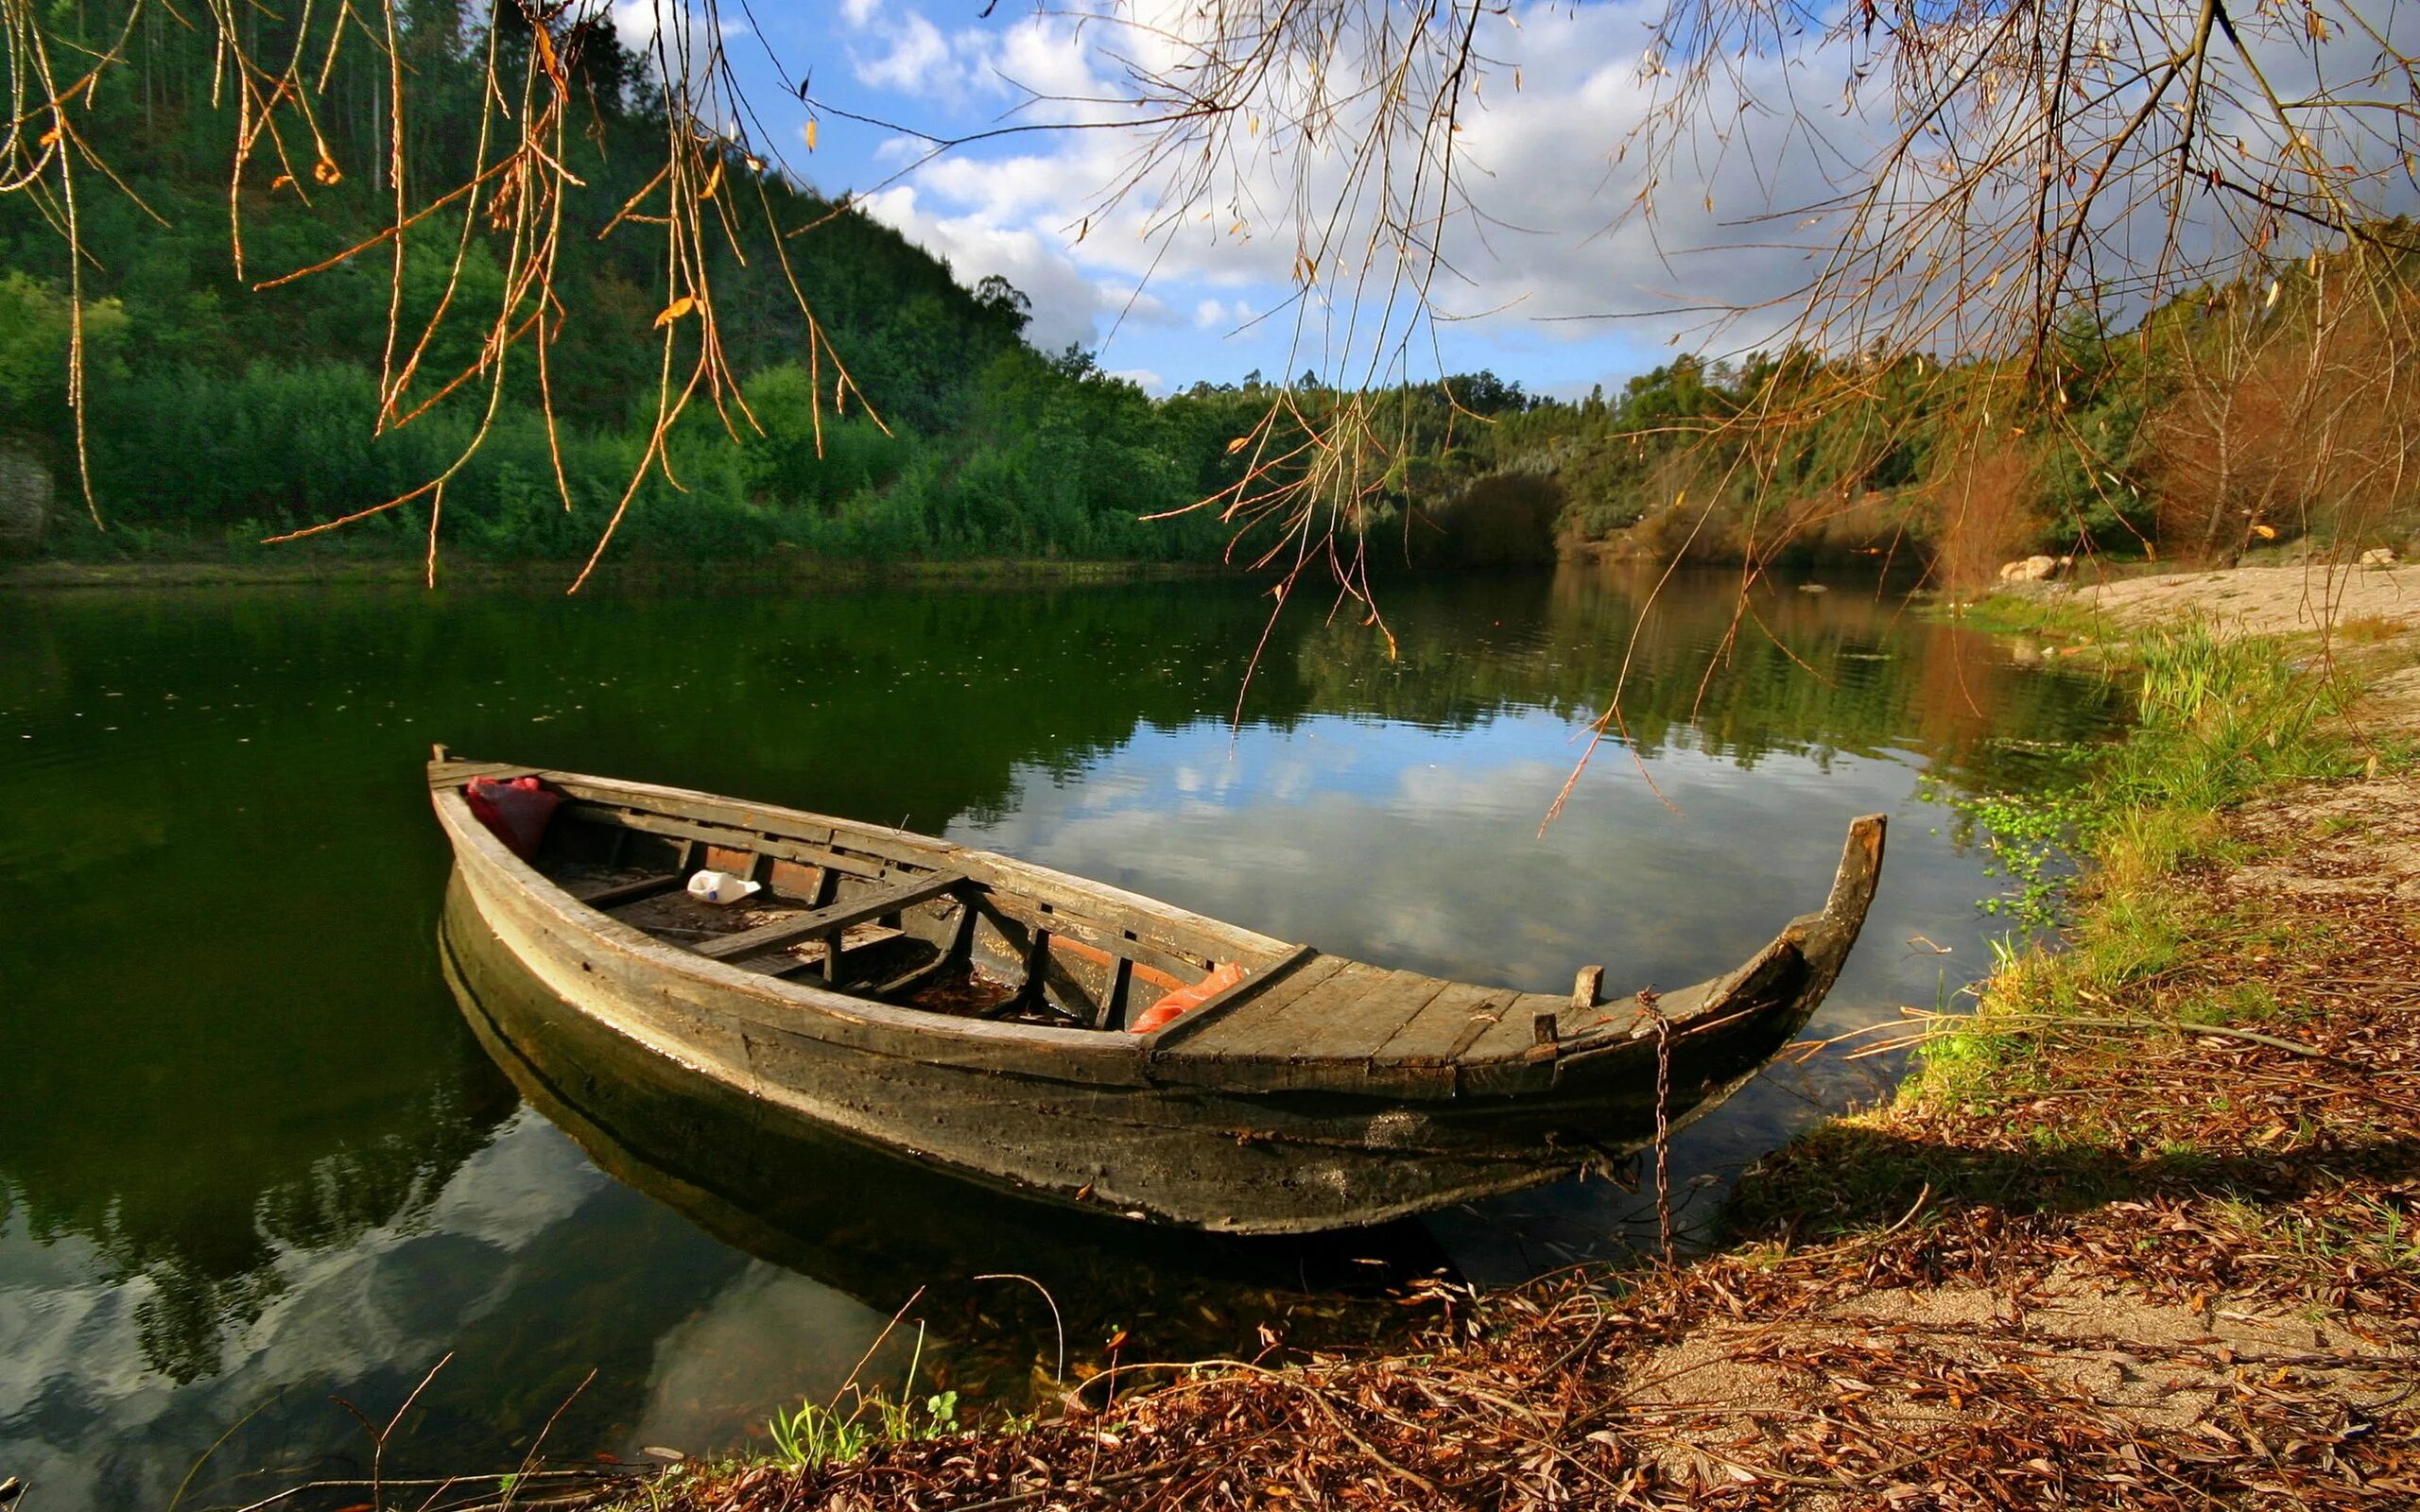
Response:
[629,1264,905,1455]
[1116,288,1181,327]
[838,0,2420,381]
[788,0,2420,385]
[852,11,961,94]
[1109,367,1166,393]
[856,184,1115,351]
[819,1,1823,373]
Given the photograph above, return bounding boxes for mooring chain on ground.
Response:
[1640,986,1673,1260]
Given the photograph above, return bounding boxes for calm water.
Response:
[0,566,2117,1508]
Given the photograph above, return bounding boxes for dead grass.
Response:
[2336,612,2409,645]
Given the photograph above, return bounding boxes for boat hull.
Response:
[444,857,1813,1232]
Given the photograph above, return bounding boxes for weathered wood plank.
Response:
[1168,960,1392,1059]
[1146,954,1349,1056]
[962,852,1290,969]
[757,926,908,980]
[1327,970,1458,1048]
[1138,946,1322,1050]
[1049,934,1184,993]
[1155,969,1466,1092]
[565,802,893,880]
[1572,965,1603,1012]
[1098,954,1134,1030]
[815,823,954,868]
[699,873,968,963]
[428,760,536,788]
[1222,968,1453,1065]
[574,871,688,910]
[1459,990,1588,1066]
[1364,980,1517,1066]
[977,892,1211,985]
[1019,927,1104,1021]
[547,778,959,869]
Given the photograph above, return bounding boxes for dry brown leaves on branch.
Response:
[2,0,882,586]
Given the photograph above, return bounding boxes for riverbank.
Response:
[199,566,2417,1512]
[487,571,2408,1511]
[2032,560,2420,641]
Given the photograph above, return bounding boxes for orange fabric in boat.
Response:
[1129,961,1245,1034]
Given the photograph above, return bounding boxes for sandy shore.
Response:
[2060,560,2420,637]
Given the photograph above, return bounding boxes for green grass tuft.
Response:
[1911,619,2363,1104]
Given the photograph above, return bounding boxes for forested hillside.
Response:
[0,0,1238,565]
[0,0,2410,580]
[1219,244,2420,584]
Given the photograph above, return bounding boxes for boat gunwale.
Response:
[434,783,1142,1060]
[445,760,1303,965]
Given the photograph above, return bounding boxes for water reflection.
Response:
[0,565,2119,1507]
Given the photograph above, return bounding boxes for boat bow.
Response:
[1545,813,1885,1087]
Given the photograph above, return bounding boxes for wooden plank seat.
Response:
[696,871,970,971]
[573,870,692,910]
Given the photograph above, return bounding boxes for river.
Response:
[0,564,2116,1509]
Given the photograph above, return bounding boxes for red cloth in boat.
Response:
[464,776,562,860]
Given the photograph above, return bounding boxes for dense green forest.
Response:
[0,0,1246,566]
[1240,240,2420,580]
[0,0,2411,579]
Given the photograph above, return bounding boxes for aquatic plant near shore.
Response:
[765,1316,963,1474]
[1944,615,2356,932]
[765,1391,960,1473]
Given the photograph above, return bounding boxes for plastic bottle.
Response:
[685,869,763,905]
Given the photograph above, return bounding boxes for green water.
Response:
[0,566,2116,1508]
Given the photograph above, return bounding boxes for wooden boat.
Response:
[439,885,1455,1372]
[428,747,1885,1233]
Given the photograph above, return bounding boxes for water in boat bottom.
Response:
[0,564,2120,1510]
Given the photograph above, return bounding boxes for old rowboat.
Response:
[429,747,1885,1232]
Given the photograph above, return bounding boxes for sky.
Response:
[631,0,2414,401]
[647,0,1821,399]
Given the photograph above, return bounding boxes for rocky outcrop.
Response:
[1996,553,2073,582]
[0,448,50,555]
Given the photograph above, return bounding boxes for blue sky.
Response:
[653,1,2419,401]
[666,1,1815,398]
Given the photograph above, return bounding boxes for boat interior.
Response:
[442,754,1877,1105]
[520,775,1286,1034]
